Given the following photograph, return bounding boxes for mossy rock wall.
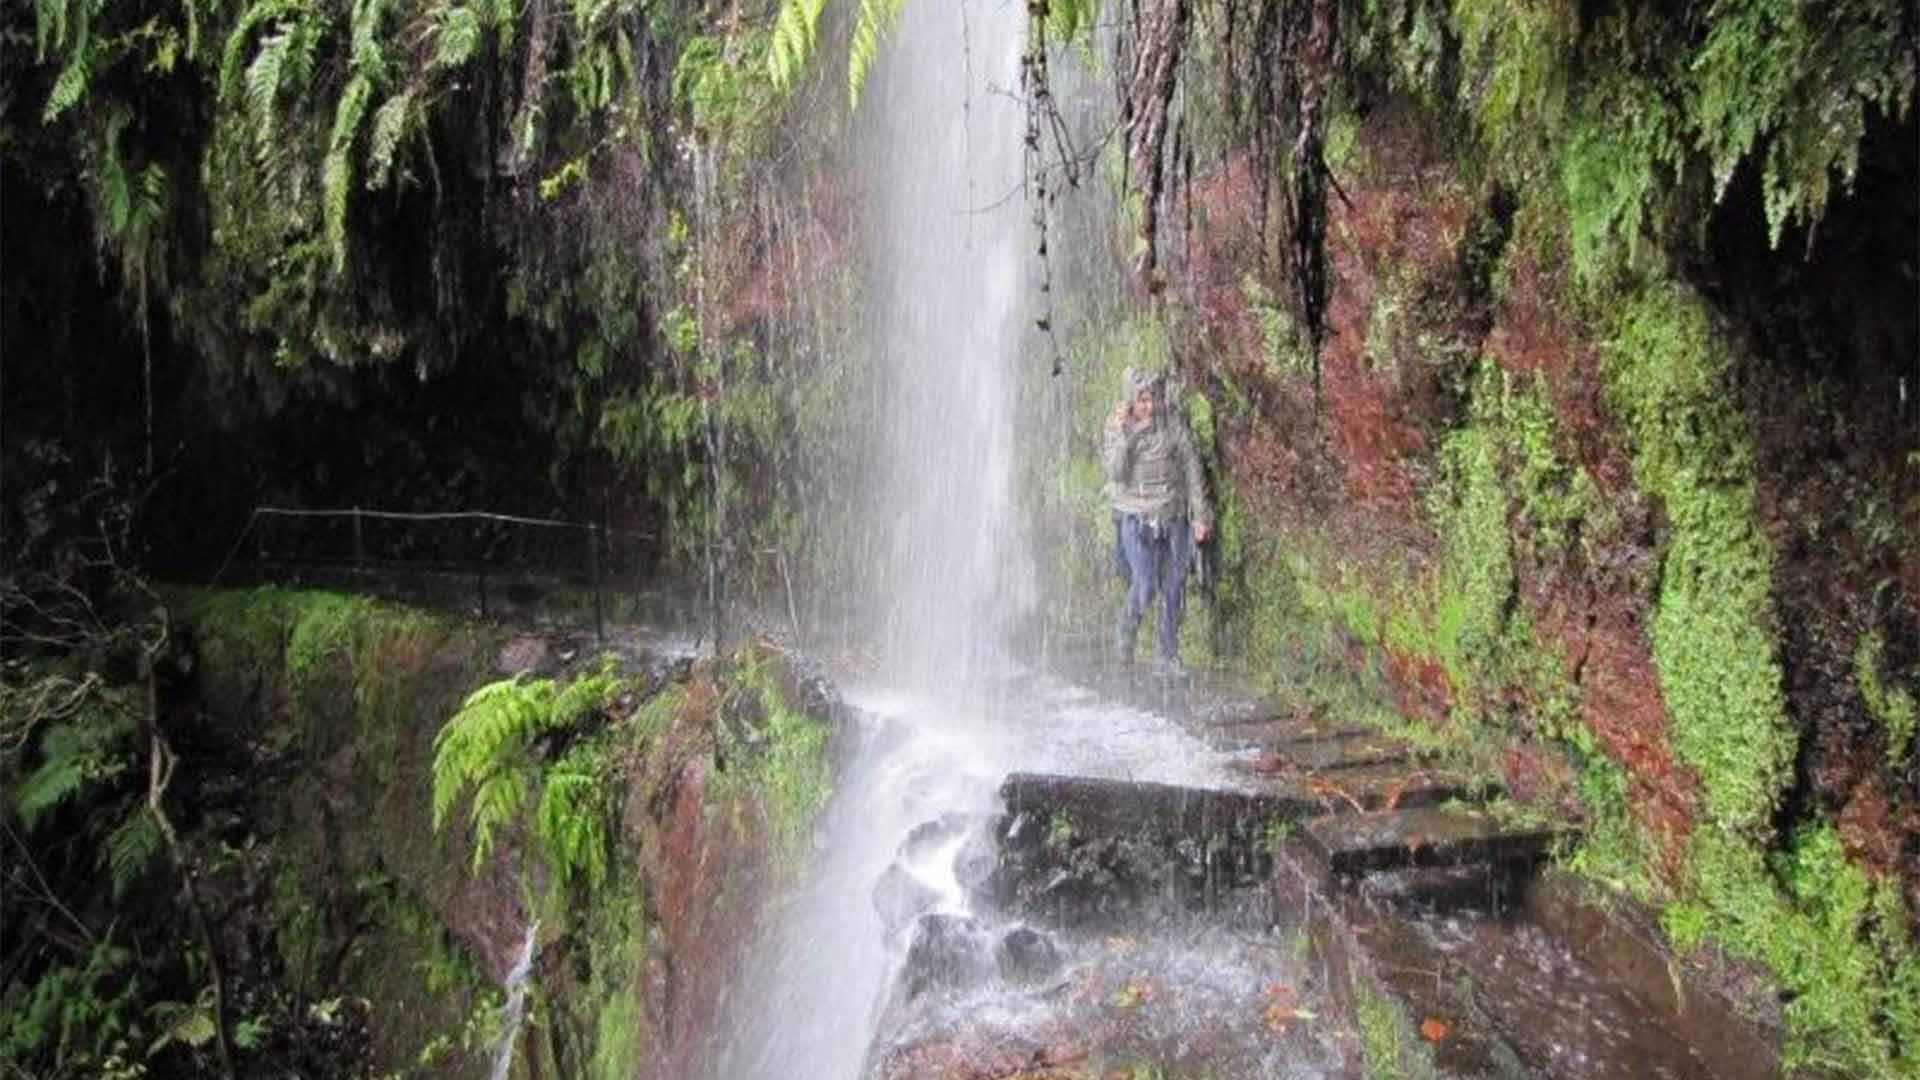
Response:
[178,589,838,1077]
[1032,75,1916,1074]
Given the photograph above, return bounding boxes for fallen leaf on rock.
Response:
[1262,983,1315,1033]
[1110,977,1156,1009]
[1420,1017,1449,1042]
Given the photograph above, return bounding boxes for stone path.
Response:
[954,660,1774,1079]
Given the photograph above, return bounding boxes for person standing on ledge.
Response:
[1104,367,1212,674]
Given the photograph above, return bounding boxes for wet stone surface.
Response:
[841,658,1767,1079]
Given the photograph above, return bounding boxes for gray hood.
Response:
[1121,367,1167,428]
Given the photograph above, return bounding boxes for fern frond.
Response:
[43,51,92,121]
[324,73,373,272]
[767,0,826,92]
[132,163,169,231]
[147,994,218,1056]
[467,768,529,869]
[220,0,288,101]
[105,812,161,897]
[431,669,622,878]
[15,717,128,829]
[536,761,606,887]
[366,88,416,189]
[488,0,516,51]
[1047,0,1099,45]
[15,754,92,829]
[349,0,389,72]
[244,22,294,144]
[549,667,618,728]
[34,0,66,58]
[283,14,322,97]
[433,4,482,69]
[847,0,904,109]
[432,675,545,827]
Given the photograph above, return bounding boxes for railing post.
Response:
[589,524,604,644]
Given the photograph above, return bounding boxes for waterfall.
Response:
[861,0,1038,693]
[487,920,539,1080]
[705,2,1041,1076]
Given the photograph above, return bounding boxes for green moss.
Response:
[1686,826,1920,1077]
[1855,631,1917,765]
[716,647,833,869]
[1354,984,1437,1080]
[1429,412,1512,689]
[1243,275,1311,379]
[551,876,650,1080]
[1604,284,1792,838]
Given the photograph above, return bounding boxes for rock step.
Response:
[1353,863,1537,913]
[999,772,1319,843]
[1302,807,1568,877]
[993,773,1323,925]
[1253,730,1434,771]
[1250,764,1498,814]
[1199,718,1373,749]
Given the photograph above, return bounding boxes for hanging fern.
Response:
[43,49,93,121]
[105,812,161,898]
[767,0,826,92]
[13,707,135,831]
[536,749,610,888]
[431,666,623,878]
[243,22,295,145]
[1047,0,1100,45]
[846,0,903,109]
[432,4,482,69]
[365,88,417,189]
[219,0,294,102]
[34,0,102,120]
[323,73,374,271]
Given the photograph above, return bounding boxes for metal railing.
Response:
[212,506,657,641]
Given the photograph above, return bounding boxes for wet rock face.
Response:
[873,863,943,937]
[995,926,1060,984]
[495,635,552,676]
[986,777,1286,929]
[902,914,993,1000]
[953,828,999,905]
[901,813,971,860]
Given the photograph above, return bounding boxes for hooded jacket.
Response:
[1103,368,1212,529]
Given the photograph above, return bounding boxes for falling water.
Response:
[703,2,1310,1076]
[487,920,539,1080]
[862,0,1039,693]
[705,3,1039,1075]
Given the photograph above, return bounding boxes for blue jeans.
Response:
[1115,513,1190,662]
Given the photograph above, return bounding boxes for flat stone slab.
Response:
[1198,718,1373,749]
[999,772,1319,841]
[992,773,1326,925]
[1249,764,1497,814]
[1303,807,1568,877]
[1254,731,1431,772]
